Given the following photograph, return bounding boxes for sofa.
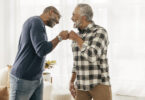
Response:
[0,65,53,100]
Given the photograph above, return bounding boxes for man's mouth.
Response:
[73,22,77,28]
[73,20,79,28]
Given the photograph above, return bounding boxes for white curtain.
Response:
[1,0,145,97]
[108,1,145,97]
[0,0,19,68]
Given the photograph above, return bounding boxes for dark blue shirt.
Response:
[11,16,53,80]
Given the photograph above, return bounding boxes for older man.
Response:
[10,6,68,100]
[69,4,112,100]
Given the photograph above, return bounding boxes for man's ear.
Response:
[82,16,87,21]
[80,16,85,23]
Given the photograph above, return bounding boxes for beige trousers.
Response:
[75,85,112,100]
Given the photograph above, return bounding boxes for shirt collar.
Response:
[78,22,94,34]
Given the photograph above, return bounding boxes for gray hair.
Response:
[43,6,61,18]
[77,4,93,21]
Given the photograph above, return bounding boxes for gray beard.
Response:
[73,20,81,28]
[46,20,54,27]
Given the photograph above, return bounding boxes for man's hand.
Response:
[69,81,76,98]
[68,30,79,41]
[59,30,69,40]
[69,30,84,48]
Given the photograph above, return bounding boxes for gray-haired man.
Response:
[69,4,112,100]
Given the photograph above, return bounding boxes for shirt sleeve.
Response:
[30,19,53,58]
[72,65,77,73]
[80,28,108,63]
[71,41,77,73]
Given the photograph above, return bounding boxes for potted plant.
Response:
[43,60,56,82]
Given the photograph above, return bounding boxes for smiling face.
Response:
[46,11,60,28]
[71,7,83,28]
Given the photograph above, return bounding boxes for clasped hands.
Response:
[59,30,79,41]
[59,30,83,48]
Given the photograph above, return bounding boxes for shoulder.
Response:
[22,16,41,29]
[91,24,108,40]
[29,16,42,25]
[28,16,45,30]
[92,24,107,34]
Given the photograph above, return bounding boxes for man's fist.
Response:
[69,30,84,48]
[68,30,79,41]
[59,30,69,40]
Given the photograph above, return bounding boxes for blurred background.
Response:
[0,0,145,98]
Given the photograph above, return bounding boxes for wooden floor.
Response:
[113,94,145,100]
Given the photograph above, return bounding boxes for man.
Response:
[69,4,112,100]
[10,6,68,100]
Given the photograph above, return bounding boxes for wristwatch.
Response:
[57,35,62,42]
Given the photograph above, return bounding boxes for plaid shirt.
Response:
[71,22,111,91]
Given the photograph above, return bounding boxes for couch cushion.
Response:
[7,65,11,88]
[0,86,9,100]
[0,67,9,86]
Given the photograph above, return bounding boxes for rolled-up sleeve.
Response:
[80,29,107,63]
[30,19,53,58]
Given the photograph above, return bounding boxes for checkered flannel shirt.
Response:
[71,22,111,91]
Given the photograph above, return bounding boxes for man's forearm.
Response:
[51,36,60,50]
[70,72,76,82]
